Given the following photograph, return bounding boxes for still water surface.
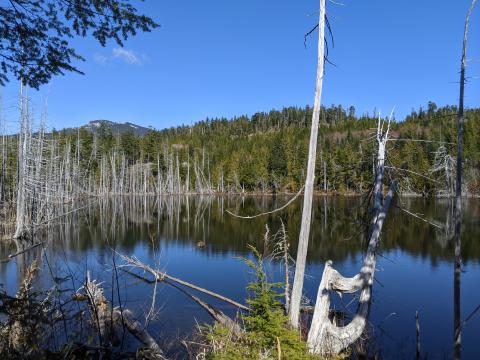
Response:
[0,196,479,359]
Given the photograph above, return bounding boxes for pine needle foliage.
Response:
[203,245,323,360]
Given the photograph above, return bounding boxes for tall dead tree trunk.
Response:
[289,0,326,328]
[14,83,27,239]
[454,2,477,359]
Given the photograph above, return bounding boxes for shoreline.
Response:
[80,191,480,199]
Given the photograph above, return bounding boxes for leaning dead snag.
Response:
[120,253,250,311]
[289,0,326,329]
[165,279,242,334]
[307,117,397,356]
[122,267,241,334]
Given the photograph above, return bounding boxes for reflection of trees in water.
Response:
[384,198,480,265]
[33,196,480,265]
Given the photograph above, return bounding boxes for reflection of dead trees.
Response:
[8,111,218,239]
[306,117,397,356]
[434,200,455,248]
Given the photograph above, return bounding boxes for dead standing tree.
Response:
[14,83,28,239]
[454,1,477,359]
[12,87,89,239]
[289,0,326,329]
[307,117,397,356]
[430,145,455,197]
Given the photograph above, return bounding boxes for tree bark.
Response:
[289,0,326,329]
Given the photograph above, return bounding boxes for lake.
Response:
[0,195,479,359]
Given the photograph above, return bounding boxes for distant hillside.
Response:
[61,120,152,137]
[83,120,152,136]
[42,103,479,196]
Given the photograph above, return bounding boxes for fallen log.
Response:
[83,272,168,359]
[165,279,242,334]
[122,268,242,333]
[117,309,166,359]
[119,253,250,311]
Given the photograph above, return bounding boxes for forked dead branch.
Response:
[306,117,397,356]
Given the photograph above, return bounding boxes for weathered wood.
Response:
[165,279,242,334]
[122,268,240,332]
[120,254,250,311]
[282,221,291,314]
[307,118,396,355]
[83,272,167,359]
[307,182,397,355]
[114,309,166,359]
[289,0,326,329]
[14,83,27,239]
[83,272,112,343]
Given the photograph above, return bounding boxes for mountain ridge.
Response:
[65,119,153,137]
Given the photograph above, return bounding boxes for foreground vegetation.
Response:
[0,236,347,359]
[195,247,338,360]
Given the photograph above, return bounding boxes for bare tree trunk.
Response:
[289,0,326,328]
[454,2,477,359]
[14,83,27,239]
[0,97,5,203]
[186,150,190,193]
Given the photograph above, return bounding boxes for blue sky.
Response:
[2,0,480,131]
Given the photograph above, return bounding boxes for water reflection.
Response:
[34,195,480,264]
[0,195,478,359]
